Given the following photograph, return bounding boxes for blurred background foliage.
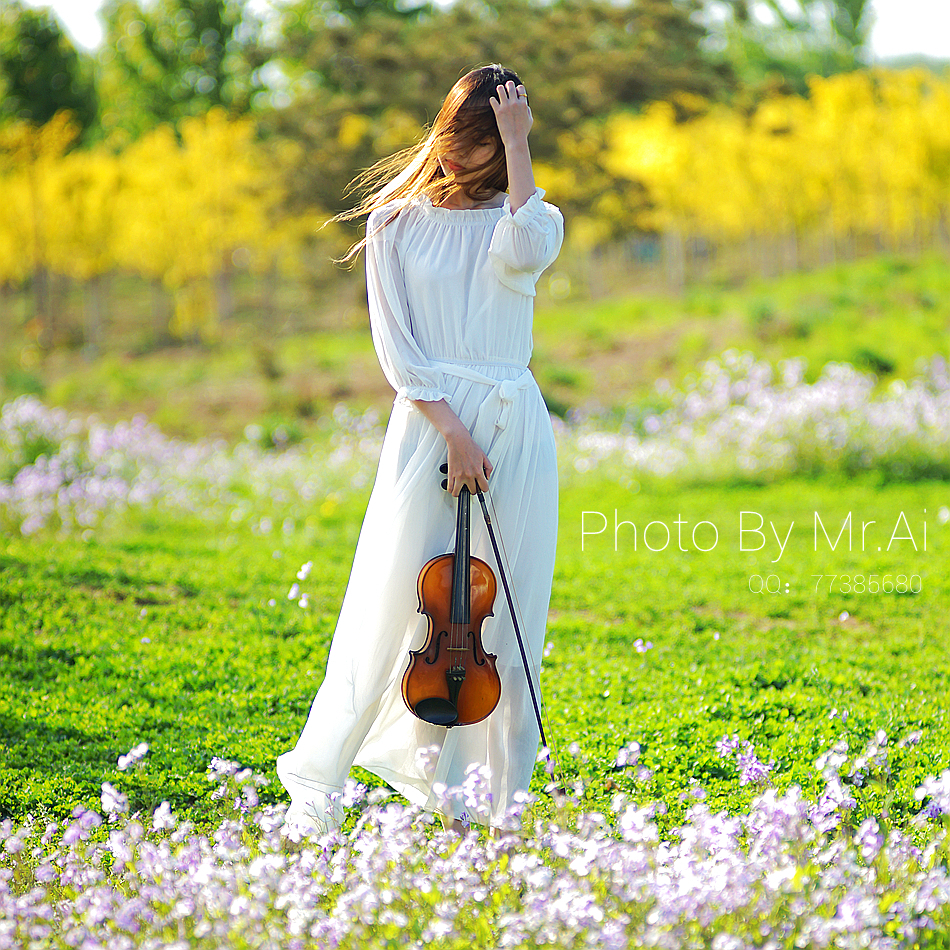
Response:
[0,0,947,424]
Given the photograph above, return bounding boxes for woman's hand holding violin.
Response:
[410,398,492,496]
[444,426,492,497]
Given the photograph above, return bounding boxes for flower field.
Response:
[3,351,950,946]
[562,350,950,486]
[3,348,950,537]
[3,741,950,949]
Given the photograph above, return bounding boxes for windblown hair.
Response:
[336,64,522,262]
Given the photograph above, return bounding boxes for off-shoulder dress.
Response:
[277,186,564,828]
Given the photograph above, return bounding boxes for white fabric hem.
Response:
[501,186,547,225]
[395,385,451,407]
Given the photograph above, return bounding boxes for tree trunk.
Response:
[33,265,52,348]
[938,209,950,257]
[822,217,837,268]
[663,229,685,291]
[784,230,799,273]
[83,272,110,360]
[215,259,235,324]
[151,278,173,346]
[262,264,278,325]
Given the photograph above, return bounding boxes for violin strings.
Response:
[455,487,470,655]
[481,483,567,794]
[456,489,463,655]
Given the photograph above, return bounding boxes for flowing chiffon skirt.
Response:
[276,358,557,828]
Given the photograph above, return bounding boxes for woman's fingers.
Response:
[450,462,490,497]
[490,80,527,107]
[490,80,532,143]
[473,457,491,494]
[446,438,492,497]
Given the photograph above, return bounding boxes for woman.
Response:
[277,64,563,833]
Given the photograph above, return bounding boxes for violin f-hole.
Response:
[467,630,488,666]
[423,630,449,665]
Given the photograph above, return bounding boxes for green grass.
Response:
[32,330,387,442]
[550,475,949,832]
[532,253,950,410]
[3,249,949,838]
[3,252,949,439]
[3,474,948,838]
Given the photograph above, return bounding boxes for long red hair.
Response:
[337,64,522,261]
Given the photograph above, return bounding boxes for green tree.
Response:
[96,0,261,143]
[0,3,98,135]
[301,0,433,19]
[759,0,871,51]
[700,0,874,96]
[256,0,733,225]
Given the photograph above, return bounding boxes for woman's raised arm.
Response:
[491,80,535,213]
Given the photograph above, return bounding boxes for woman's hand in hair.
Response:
[491,80,536,213]
[490,81,533,147]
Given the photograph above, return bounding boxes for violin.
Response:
[401,470,502,727]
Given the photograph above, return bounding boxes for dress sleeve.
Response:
[365,207,451,406]
[487,186,564,297]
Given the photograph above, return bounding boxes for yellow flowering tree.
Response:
[113,108,290,340]
[0,111,79,345]
[601,68,950,277]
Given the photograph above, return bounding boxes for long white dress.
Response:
[277,186,564,828]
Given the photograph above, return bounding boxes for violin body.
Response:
[401,486,502,727]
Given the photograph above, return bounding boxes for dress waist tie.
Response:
[429,362,536,447]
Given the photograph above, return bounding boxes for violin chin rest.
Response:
[413,697,460,727]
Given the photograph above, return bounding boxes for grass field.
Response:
[3,252,949,439]
[2,473,947,840]
[4,252,950,945]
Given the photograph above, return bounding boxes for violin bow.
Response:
[475,490,549,753]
